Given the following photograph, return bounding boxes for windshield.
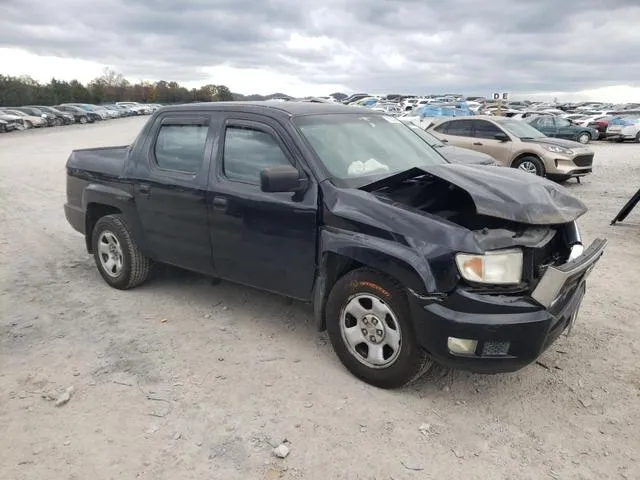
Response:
[3,110,27,117]
[295,113,446,185]
[496,119,547,139]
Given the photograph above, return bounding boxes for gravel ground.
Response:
[1,117,639,480]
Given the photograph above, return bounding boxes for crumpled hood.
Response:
[361,163,587,225]
[422,164,587,224]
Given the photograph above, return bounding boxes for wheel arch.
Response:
[82,184,149,256]
[313,229,438,331]
[510,151,542,167]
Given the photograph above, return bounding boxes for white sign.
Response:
[493,92,509,100]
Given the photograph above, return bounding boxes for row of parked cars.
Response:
[0,102,160,133]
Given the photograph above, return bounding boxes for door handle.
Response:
[473,142,483,146]
[212,196,228,210]
[139,183,151,196]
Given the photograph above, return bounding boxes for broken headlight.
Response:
[455,249,523,285]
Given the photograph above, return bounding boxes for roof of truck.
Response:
[158,101,373,117]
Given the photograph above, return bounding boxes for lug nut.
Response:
[376,329,383,336]
[372,318,378,325]
[369,335,376,343]
[362,329,368,336]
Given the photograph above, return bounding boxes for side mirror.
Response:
[260,165,308,193]
[494,132,510,142]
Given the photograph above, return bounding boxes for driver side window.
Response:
[223,126,291,184]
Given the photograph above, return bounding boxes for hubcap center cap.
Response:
[361,314,385,344]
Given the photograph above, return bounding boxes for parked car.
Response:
[0,119,7,132]
[63,102,606,388]
[12,106,58,126]
[605,115,640,143]
[0,108,47,128]
[428,116,594,180]
[584,116,613,139]
[400,120,499,166]
[115,102,152,115]
[526,116,599,144]
[55,105,97,123]
[61,103,109,120]
[30,105,75,125]
[0,111,27,130]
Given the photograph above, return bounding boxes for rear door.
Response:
[431,119,475,149]
[207,114,318,300]
[470,120,512,163]
[130,113,219,275]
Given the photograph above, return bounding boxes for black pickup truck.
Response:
[65,102,607,388]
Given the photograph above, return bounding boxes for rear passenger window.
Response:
[154,124,208,173]
[445,120,473,137]
[223,126,291,184]
[433,122,450,134]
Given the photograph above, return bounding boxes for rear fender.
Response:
[82,184,150,255]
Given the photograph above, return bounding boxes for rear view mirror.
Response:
[494,132,510,142]
[260,165,308,193]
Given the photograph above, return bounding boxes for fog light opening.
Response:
[447,337,478,355]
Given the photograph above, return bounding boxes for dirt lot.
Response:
[1,117,639,480]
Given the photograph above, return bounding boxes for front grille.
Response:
[573,154,593,167]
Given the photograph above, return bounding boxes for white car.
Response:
[116,102,153,115]
[606,116,640,142]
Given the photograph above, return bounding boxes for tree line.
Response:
[0,68,234,107]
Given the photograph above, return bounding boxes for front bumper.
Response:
[409,238,607,373]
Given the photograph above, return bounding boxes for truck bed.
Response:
[66,145,130,178]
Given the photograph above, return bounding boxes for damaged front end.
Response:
[347,164,607,372]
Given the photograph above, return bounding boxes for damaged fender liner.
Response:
[361,164,588,225]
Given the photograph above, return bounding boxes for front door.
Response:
[208,116,318,300]
[132,114,216,275]
[470,120,513,161]
[554,118,577,139]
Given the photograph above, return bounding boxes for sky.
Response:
[1,0,640,101]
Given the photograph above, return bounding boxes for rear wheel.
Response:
[577,132,591,144]
[79,116,88,124]
[512,156,545,176]
[325,268,433,388]
[55,117,63,126]
[635,132,640,143]
[91,214,151,290]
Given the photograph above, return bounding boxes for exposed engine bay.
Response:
[367,171,580,292]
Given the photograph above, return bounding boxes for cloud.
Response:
[1,0,639,97]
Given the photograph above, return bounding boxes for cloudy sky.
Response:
[1,0,639,100]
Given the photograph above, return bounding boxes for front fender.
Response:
[313,227,447,330]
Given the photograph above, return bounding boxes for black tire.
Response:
[24,120,33,129]
[325,268,433,388]
[79,116,88,124]
[55,117,63,126]
[91,214,151,290]
[635,132,640,143]
[577,132,591,144]
[512,155,545,176]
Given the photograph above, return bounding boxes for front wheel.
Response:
[325,268,433,388]
[24,120,33,129]
[79,116,88,124]
[577,132,591,144]
[91,214,151,290]
[635,132,640,143]
[512,156,545,176]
